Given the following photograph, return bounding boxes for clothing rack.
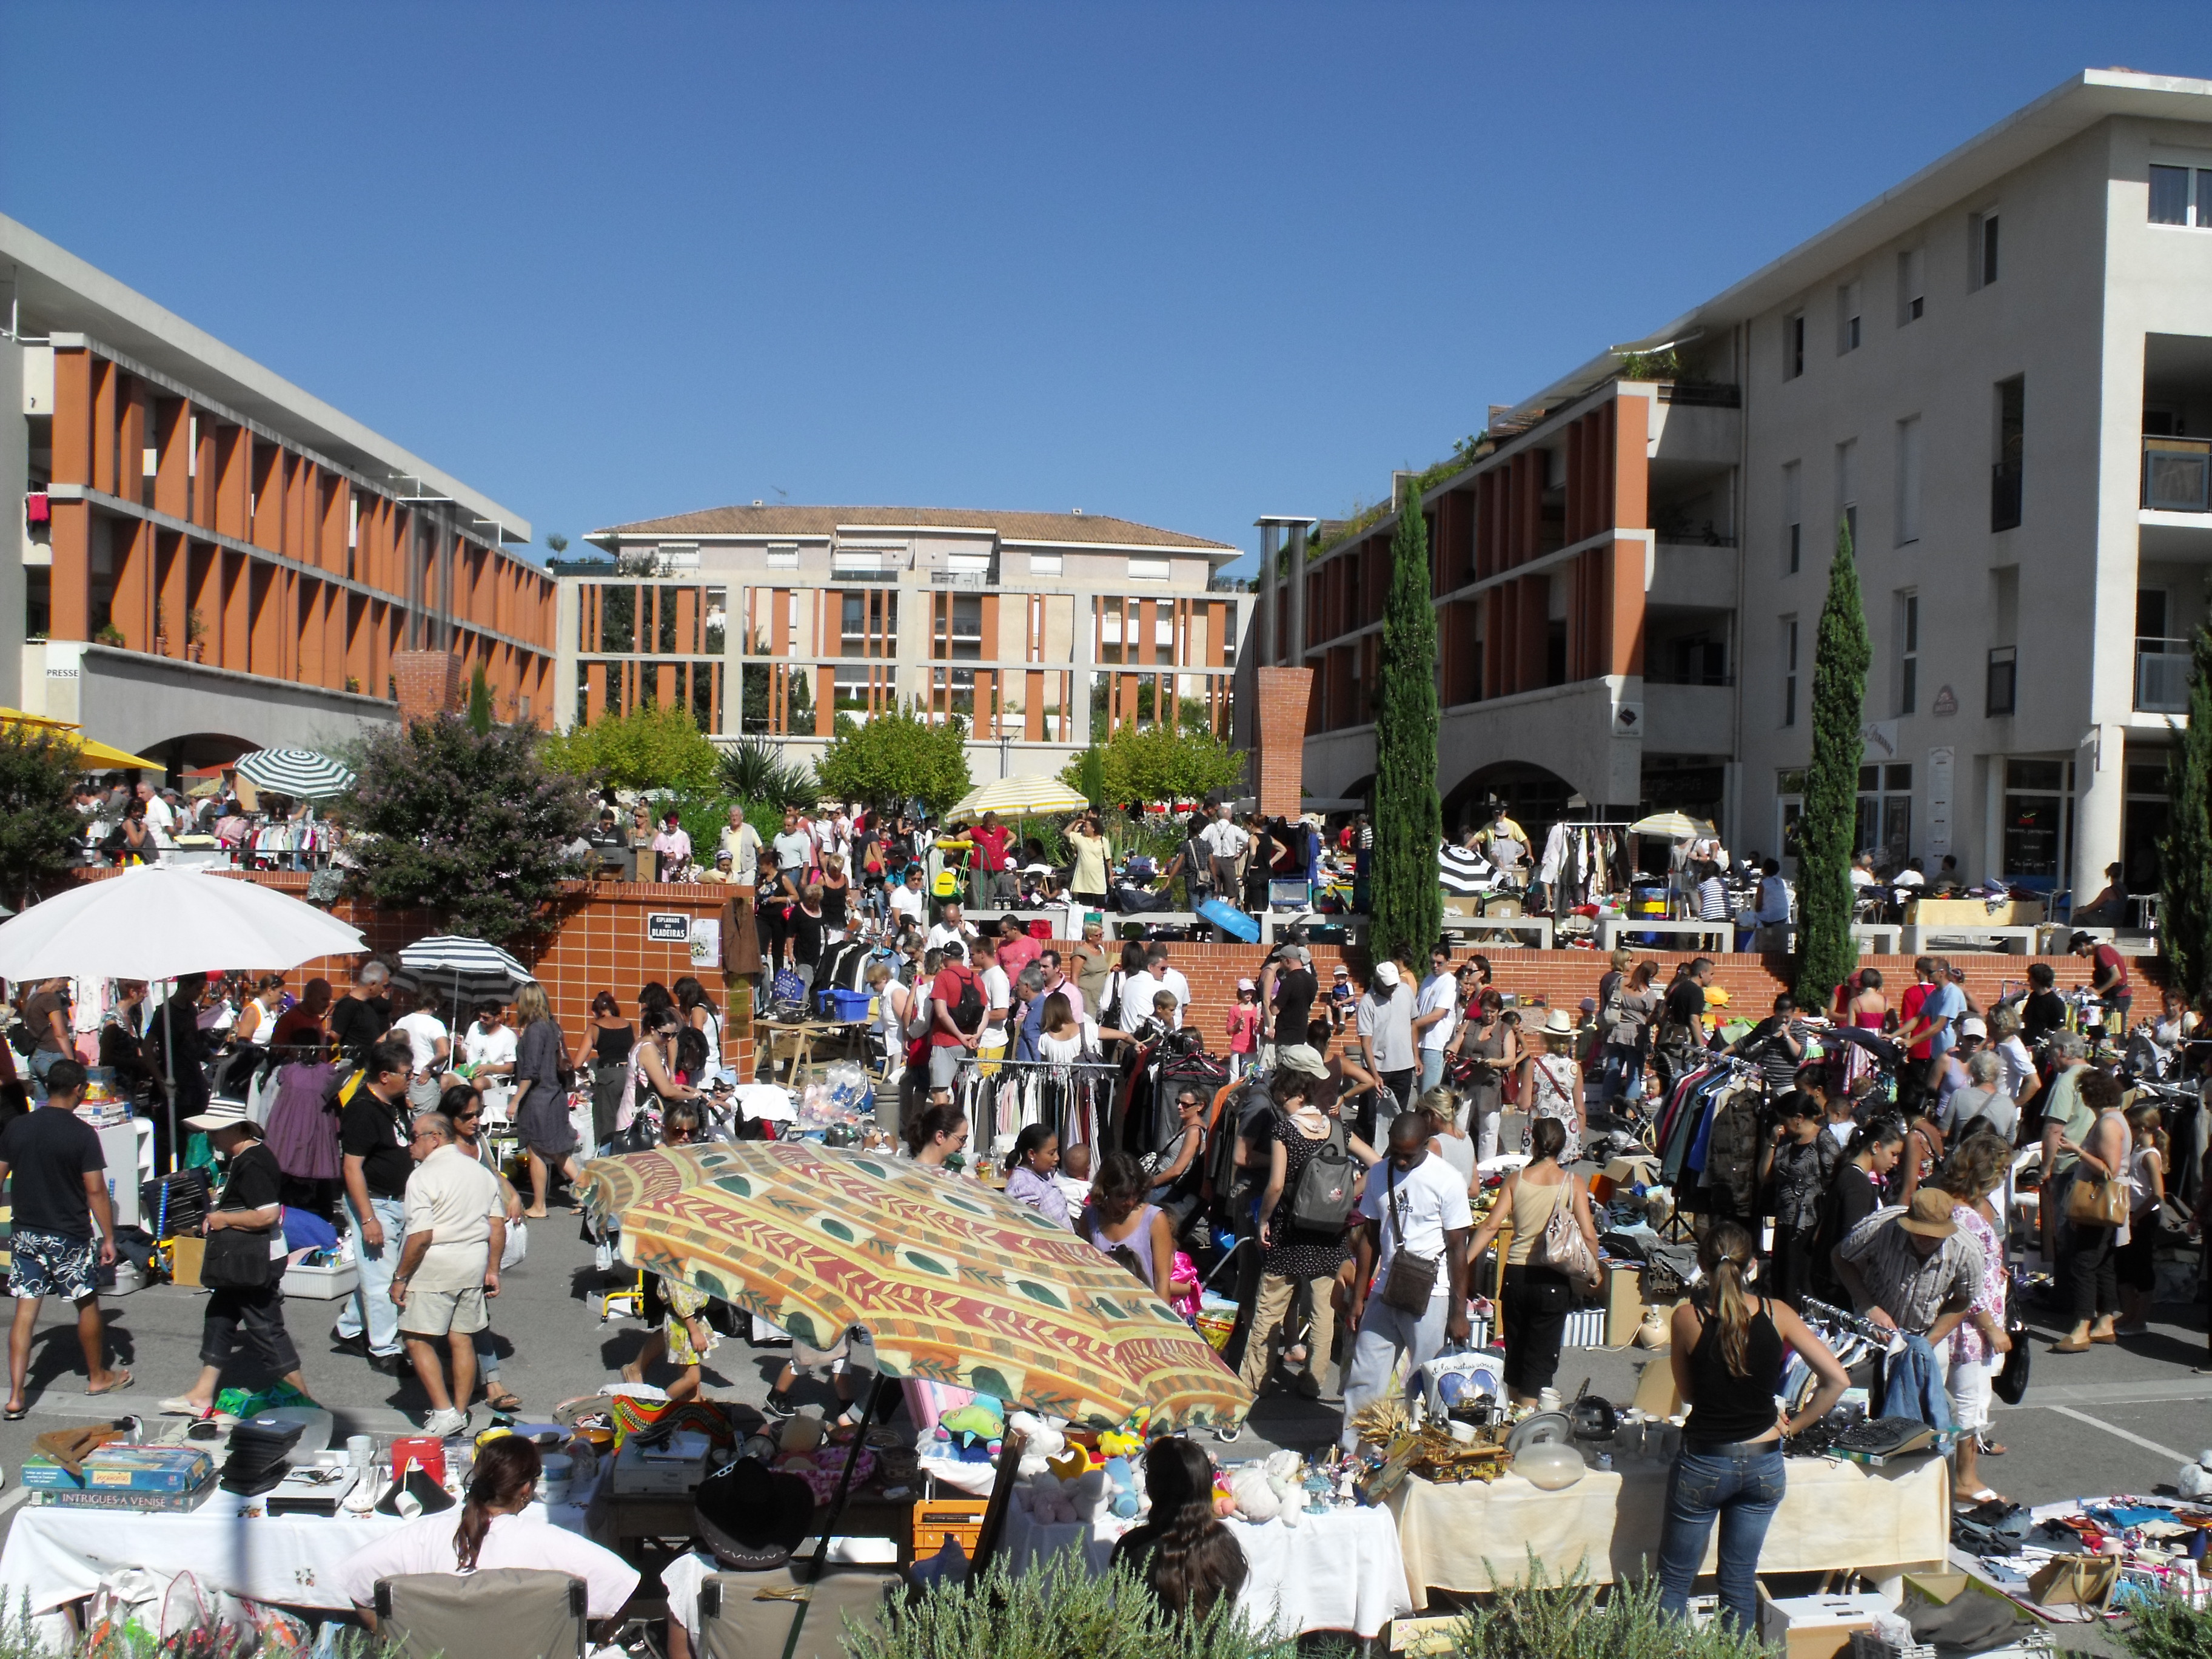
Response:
[950,1054,1122,1158]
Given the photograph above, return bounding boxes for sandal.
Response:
[483,1387,525,1413]
[4,1403,25,1421]
[2048,1337,2092,1353]
[1978,1433,2008,1456]
[86,1369,134,1396]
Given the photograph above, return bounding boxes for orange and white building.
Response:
[4,212,555,769]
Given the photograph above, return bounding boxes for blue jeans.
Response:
[1418,1049,1446,1096]
[1656,1442,1788,1634]
[332,1195,407,1358]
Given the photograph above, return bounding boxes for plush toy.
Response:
[2179,1450,2212,1500]
[1263,1450,1304,1529]
[1103,1455,1142,1520]
[940,1405,1005,1441]
[1228,1463,1282,1524]
[1007,1411,1067,1461]
[1046,1448,1090,1483]
[1068,1467,1108,1522]
[1021,1470,1082,1526]
[1097,1428,1142,1460]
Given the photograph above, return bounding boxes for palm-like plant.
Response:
[716,738,819,813]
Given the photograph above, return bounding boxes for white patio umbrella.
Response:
[233,748,356,802]
[0,865,366,1167]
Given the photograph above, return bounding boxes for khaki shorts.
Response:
[399,1284,489,1338]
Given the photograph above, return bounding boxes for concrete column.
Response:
[1071,589,1096,744]
[1256,523,1279,667]
[1286,523,1308,665]
[2073,726,2123,909]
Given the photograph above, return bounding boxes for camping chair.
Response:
[372,1569,588,1659]
[693,1566,900,1658]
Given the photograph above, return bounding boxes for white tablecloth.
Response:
[999,1499,1413,1639]
[0,1482,602,1615]
[1389,1451,1949,1608]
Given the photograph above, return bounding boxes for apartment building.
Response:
[561,505,1245,774]
[1267,69,2212,906]
[2,213,554,771]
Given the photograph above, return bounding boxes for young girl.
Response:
[1003,1123,1068,1227]
[2115,1102,2168,1336]
[1225,980,1261,1078]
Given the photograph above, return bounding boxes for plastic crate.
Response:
[828,988,873,1021]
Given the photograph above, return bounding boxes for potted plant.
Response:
[93,623,126,648]
[185,609,207,663]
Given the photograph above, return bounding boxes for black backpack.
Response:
[950,968,985,1035]
[1287,1117,1359,1235]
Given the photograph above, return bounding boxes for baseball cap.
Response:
[1236,978,1255,991]
[1273,1045,1327,1079]
[1958,1016,1988,1040]
[1374,961,1401,988]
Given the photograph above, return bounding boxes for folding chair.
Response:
[373,1569,588,1659]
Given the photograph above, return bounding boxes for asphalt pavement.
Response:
[0,1213,2200,1657]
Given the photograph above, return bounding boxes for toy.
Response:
[2178,1450,2212,1500]
[940,1405,1005,1441]
[1264,1450,1305,1529]
[1097,1428,1142,1460]
[1046,1449,1089,1483]
[1007,1411,1065,1461]
[1103,1455,1142,1520]
[1228,1464,1282,1524]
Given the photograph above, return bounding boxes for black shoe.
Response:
[366,1353,405,1376]
[763,1387,797,1418]
[329,1330,370,1358]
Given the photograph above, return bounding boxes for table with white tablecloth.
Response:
[1389,1451,1949,1609]
[999,1496,1413,1640]
[0,1481,605,1615]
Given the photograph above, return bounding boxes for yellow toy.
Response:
[1097,1428,1142,1460]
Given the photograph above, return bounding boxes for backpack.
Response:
[950,968,985,1035]
[1287,1117,1358,1234]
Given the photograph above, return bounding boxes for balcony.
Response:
[1990,462,2023,532]
[2136,635,2193,714]
[2143,437,2212,513]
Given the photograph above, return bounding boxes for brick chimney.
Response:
[1254,666,1314,819]
[392,650,463,723]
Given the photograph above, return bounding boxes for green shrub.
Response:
[1443,1557,1769,1659]
[841,1550,1312,1659]
[2119,1584,2212,1659]
[717,737,820,813]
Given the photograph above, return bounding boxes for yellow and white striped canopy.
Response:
[946,775,1091,819]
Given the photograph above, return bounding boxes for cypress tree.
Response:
[2158,590,2212,1000]
[1370,484,1443,965]
[1794,517,1871,1008]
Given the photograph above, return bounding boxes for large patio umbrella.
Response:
[233,748,355,801]
[945,774,1090,820]
[0,865,366,1166]
[394,935,534,1014]
[580,1141,1251,1432]
[0,708,163,771]
[1628,811,1712,839]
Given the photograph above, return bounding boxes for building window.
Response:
[1855,763,1914,869]
[1992,375,2025,531]
[947,554,992,575]
[1895,416,1922,545]
[1837,281,1862,354]
[2151,164,2191,225]
[1897,247,1925,323]
[1783,312,1805,380]
[1836,438,1858,552]
[1896,590,1919,714]
[1128,558,1170,582]
[1781,617,1799,727]
[1986,646,2017,716]
[831,549,881,575]
[1783,460,1802,574]
[1030,553,1063,577]
[766,543,799,570]
[2002,758,2070,879]
[933,594,982,660]
[1969,211,1999,289]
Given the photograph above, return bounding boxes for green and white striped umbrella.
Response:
[234,748,356,801]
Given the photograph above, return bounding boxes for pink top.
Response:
[1227,1006,1259,1054]
[1948,1203,2007,1365]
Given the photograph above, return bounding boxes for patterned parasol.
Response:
[580,1142,1251,1431]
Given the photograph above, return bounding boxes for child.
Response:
[1054,1143,1094,1213]
[1226,980,1261,1078]
[1133,990,1179,1047]
[663,1279,716,1403]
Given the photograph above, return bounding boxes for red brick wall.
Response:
[392,649,462,722]
[1254,666,1315,817]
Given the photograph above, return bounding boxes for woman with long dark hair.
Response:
[904,1101,969,1170]
[1811,1116,1905,1304]
[1078,1151,1176,1304]
[1655,1222,1848,1635]
[572,991,634,1149]
[673,977,723,1071]
[1108,1436,1247,1620]
[335,1434,638,1622]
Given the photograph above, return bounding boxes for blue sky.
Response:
[2,4,2201,574]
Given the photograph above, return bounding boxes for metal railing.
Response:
[2143,436,2212,513]
[1655,381,1742,409]
[2136,635,2193,714]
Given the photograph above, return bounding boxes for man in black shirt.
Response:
[1267,945,1318,1061]
[2019,961,2066,1044]
[0,1060,129,1412]
[329,960,394,1064]
[1657,958,1714,1098]
[331,1036,416,1373]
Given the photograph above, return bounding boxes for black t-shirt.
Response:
[1664,979,1707,1029]
[329,996,390,1061]
[2020,990,2066,1041]
[216,1141,283,1214]
[340,1088,414,1199]
[1273,968,1316,1041]
[0,1105,106,1238]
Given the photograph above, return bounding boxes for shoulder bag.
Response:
[201,1217,276,1290]
[2066,1169,2130,1228]
[1378,1161,1441,1314]
[1526,1175,1604,1294]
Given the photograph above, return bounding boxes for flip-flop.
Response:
[86,1369,134,1396]
[484,1389,525,1413]
[3,1403,26,1421]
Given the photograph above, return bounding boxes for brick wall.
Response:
[392,649,462,722]
[1253,666,1315,817]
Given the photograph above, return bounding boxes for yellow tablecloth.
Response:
[1388,1452,1949,1607]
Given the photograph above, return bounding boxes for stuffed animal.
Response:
[1228,1463,1282,1524]
[940,1405,1005,1441]
[2177,1450,2212,1499]
[1007,1411,1067,1461]
[1046,1448,1089,1483]
[1097,1428,1142,1460]
[775,1414,825,1453]
[1021,1470,1082,1526]
[1263,1450,1305,1530]
[1103,1455,1142,1520]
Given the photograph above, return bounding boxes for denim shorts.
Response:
[8,1227,99,1302]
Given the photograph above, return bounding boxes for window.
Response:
[947,553,992,575]
[1783,312,1806,380]
[1854,764,1914,870]
[831,549,881,575]
[1992,375,2025,531]
[1781,618,1799,727]
[1836,438,1858,552]
[1897,247,1925,323]
[1030,553,1063,577]
[1128,558,1170,581]
[2002,758,2070,879]
[1896,590,1919,715]
[1782,461,1802,574]
[1895,417,1922,545]
[765,543,799,570]
[2148,163,2212,227]
[1986,646,2017,716]
[1969,211,1999,289]
[1837,281,1862,354]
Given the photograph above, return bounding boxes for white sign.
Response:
[1612,702,1643,739]
[1927,746,1954,861]
[1862,719,1901,760]
[689,917,720,969]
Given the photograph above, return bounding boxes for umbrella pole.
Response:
[162,979,178,1176]
[779,1368,882,1659]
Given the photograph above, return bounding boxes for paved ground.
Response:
[0,1214,2202,1654]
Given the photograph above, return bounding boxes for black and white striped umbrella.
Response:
[395,935,535,1009]
[1439,842,1497,898]
[235,748,357,801]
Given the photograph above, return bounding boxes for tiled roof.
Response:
[586,503,1235,553]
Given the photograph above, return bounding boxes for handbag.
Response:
[201,1219,275,1290]
[2065,1171,2130,1228]
[1992,1305,2030,1405]
[1378,1161,1441,1315]
[1527,1176,1603,1295]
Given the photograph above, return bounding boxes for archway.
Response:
[1442,760,1578,844]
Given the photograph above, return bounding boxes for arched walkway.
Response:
[1442,761,1577,842]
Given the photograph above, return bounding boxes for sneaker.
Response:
[763,1387,798,1418]
[421,1407,469,1439]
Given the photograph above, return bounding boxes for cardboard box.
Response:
[611,1437,709,1496]
[1604,1263,1647,1346]
[281,1258,358,1300]
[912,1497,988,1559]
[1757,1591,1891,1659]
[30,1478,216,1514]
[22,1444,214,1493]
[168,1235,204,1288]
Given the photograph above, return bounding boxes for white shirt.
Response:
[392,1010,448,1075]
[1199,818,1250,862]
[1358,1153,1473,1302]
[335,1509,639,1618]
[1415,972,1458,1053]
[1119,969,1184,1030]
[1995,1034,2036,1101]
[980,964,1011,1025]
[1357,983,1416,1071]
[1157,965,1191,1007]
[401,1143,505,1292]
[1895,869,1925,888]
[142,794,176,846]
[1849,866,1876,888]
[1755,874,1792,925]
[461,1021,518,1072]
[926,920,976,954]
[772,830,814,874]
[890,885,925,927]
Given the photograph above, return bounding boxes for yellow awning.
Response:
[0,709,164,771]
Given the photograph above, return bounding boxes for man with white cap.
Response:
[1356,958,1417,1143]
